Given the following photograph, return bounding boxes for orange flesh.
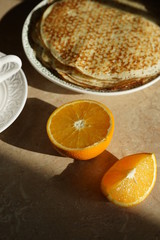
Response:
[49,101,111,149]
[101,153,157,206]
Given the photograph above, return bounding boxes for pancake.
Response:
[40,0,160,82]
[34,38,158,90]
[30,0,160,91]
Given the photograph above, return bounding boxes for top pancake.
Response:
[31,20,159,91]
[40,0,160,81]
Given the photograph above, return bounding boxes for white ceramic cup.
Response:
[0,55,22,83]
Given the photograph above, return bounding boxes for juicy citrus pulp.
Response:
[101,153,157,207]
[46,99,114,160]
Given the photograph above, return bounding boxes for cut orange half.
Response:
[46,99,114,160]
[101,153,157,207]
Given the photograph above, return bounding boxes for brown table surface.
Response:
[0,0,160,239]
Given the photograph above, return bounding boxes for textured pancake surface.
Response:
[40,0,160,81]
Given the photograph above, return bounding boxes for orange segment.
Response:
[101,153,157,207]
[46,99,114,160]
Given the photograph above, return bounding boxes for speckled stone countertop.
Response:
[0,0,160,239]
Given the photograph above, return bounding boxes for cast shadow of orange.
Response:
[1,147,159,240]
[49,150,118,202]
[0,96,118,201]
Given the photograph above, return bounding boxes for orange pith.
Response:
[46,99,114,160]
[101,153,157,207]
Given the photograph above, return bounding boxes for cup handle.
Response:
[0,55,22,83]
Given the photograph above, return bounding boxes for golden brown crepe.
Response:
[31,0,160,91]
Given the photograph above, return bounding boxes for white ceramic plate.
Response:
[22,0,160,96]
[0,52,28,133]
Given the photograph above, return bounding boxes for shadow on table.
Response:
[0,98,60,156]
[49,150,118,202]
[0,147,160,239]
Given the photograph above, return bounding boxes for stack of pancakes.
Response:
[31,0,160,91]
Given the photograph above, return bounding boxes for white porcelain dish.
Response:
[22,0,160,96]
[0,52,28,133]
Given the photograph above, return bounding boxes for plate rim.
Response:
[0,52,28,133]
[22,0,160,96]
